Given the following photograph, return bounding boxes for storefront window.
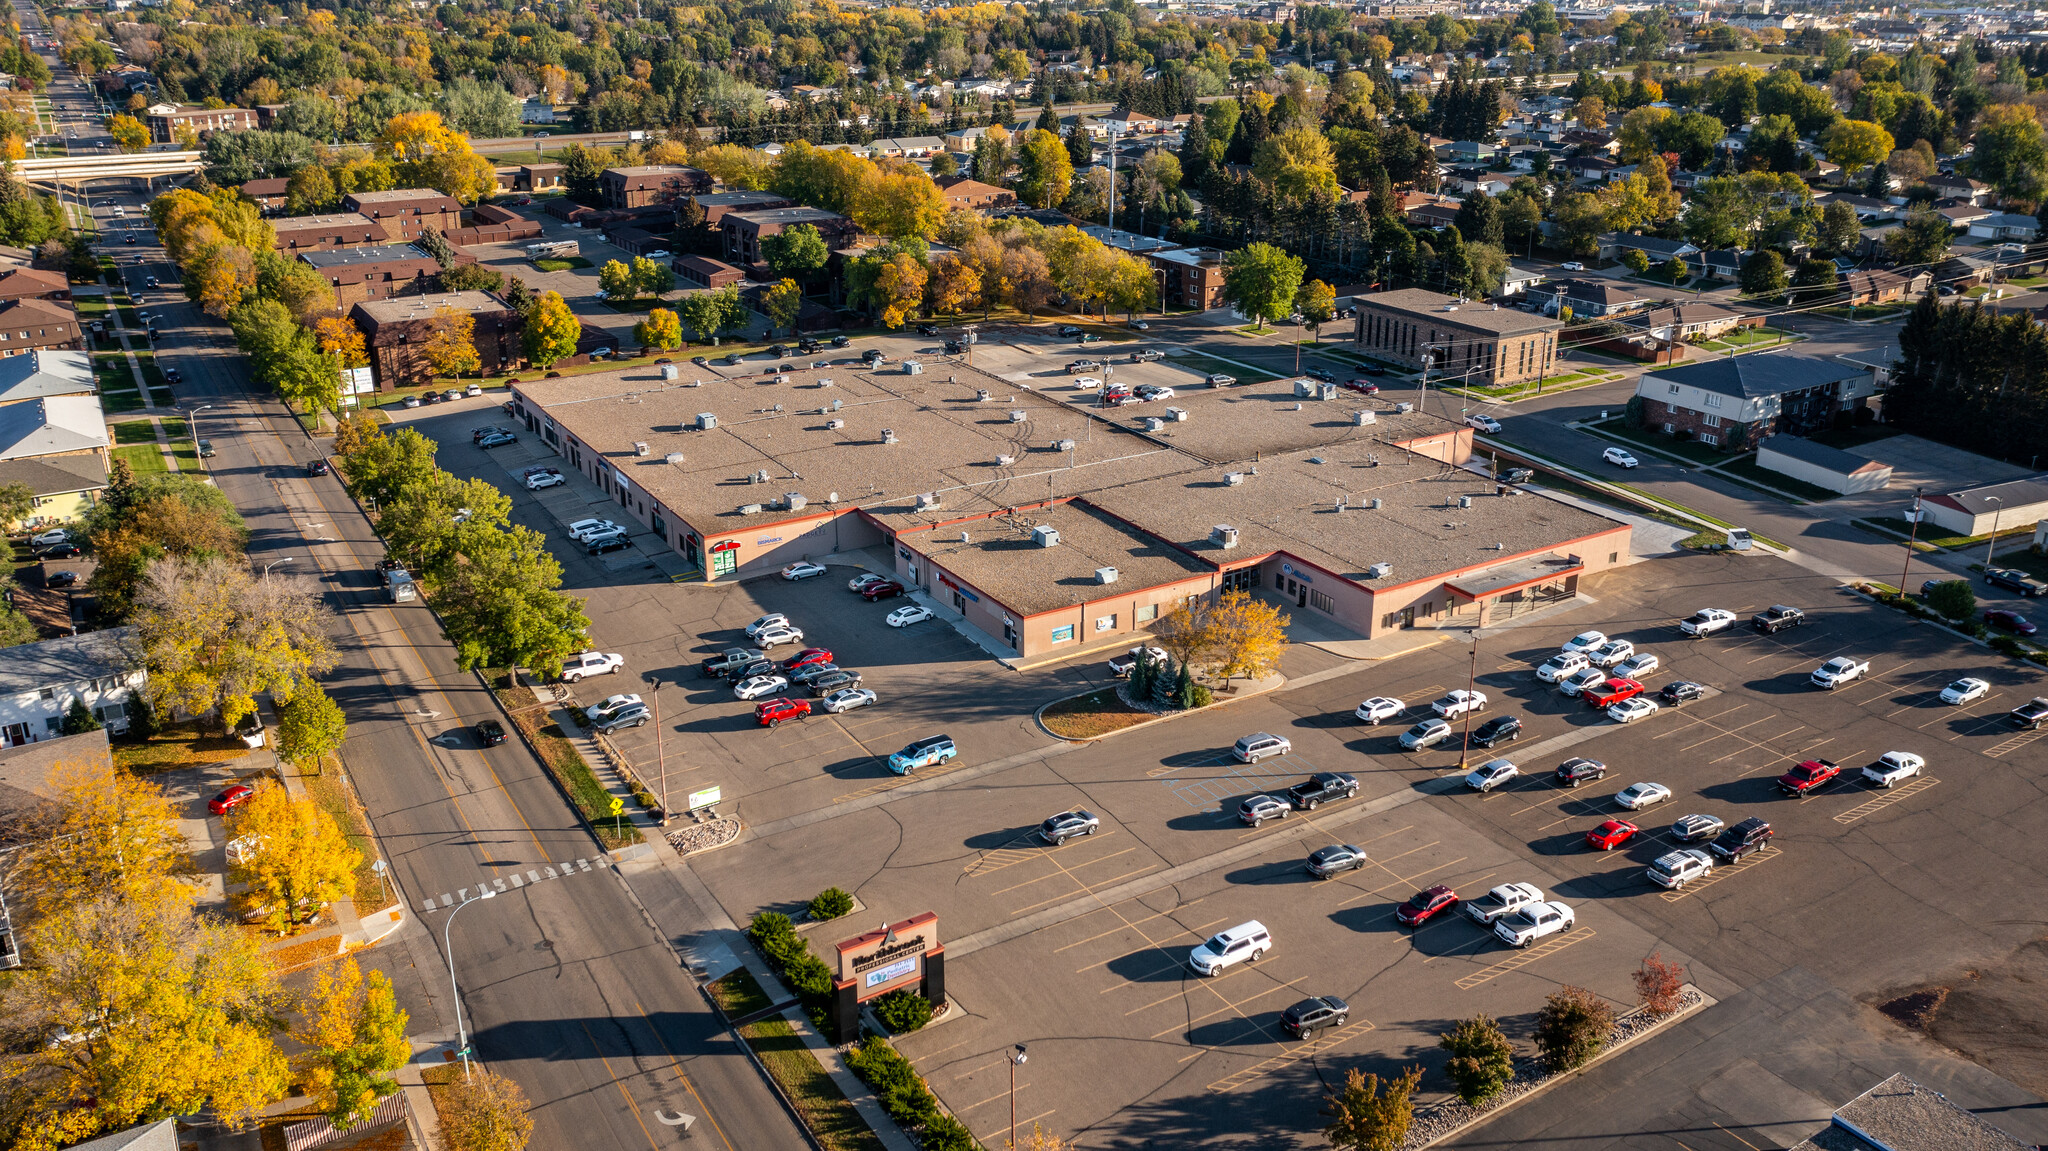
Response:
[1136,604,1158,623]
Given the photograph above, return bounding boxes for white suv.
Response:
[1188,920,1271,976]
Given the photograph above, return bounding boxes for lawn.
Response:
[112,419,158,446]
[1813,304,1907,320]
[110,722,251,774]
[112,443,166,475]
[1859,517,2034,551]
[1454,367,1616,401]
[532,257,592,273]
[1590,419,1728,466]
[707,968,776,1020]
[1164,352,1278,385]
[100,389,145,414]
[1698,327,1804,353]
[1041,687,1157,740]
[1713,455,1840,503]
[737,1015,884,1151]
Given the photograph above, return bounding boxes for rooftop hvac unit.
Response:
[1009,410,1028,423]
[1142,416,1164,432]
[1395,402,1414,414]
[1095,566,1118,584]
[660,364,680,381]
[1211,524,1240,549]
[831,398,843,410]
[1366,562,1392,579]
[915,492,941,509]
[996,454,1015,466]
[827,418,845,430]
[819,378,835,388]
[664,451,685,465]
[976,389,991,402]
[774,375,790,386]
[1224,472,1245,486]
[785,493,808,511]
[1294,378,1316,397]
[1165,407,1187,422]
[738,503,764,515]
[1458,494,1473,509]
[960,531,971,543]
[1354,410,1376,426]
[903,360,923,375]
[881,429,899,444]
[1055,439,1076,452]
[1335,497,1347,511]
[696,412,717,431]
[1032,525,1060,548]
[752,469,771,484]
[634,441,650,457]
[1368,498,1383,510]
[1317,383,1338,401]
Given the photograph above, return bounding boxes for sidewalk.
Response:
[540,690,664,860]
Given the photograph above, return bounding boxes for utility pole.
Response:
[1457,636,1479,769]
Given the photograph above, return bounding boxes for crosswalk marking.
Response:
[419,856,610,913]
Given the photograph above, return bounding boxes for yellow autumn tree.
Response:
[853,167,946,240]
[633,306,682,350]
[191,242,256,317]
[9,757,187,921]
[294,958,410,1129]
[1205,589,1289,681]
[226,780,361,934]
[873,252,928,329]
[315,315,370,368]
[422,307,480,380]
[927,254,982,315]
[439,1069,535,1151]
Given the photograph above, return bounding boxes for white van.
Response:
[1189,920,1272,976]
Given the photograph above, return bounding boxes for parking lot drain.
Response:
[1454,928,1596,990]
[1833,778,1939,824]
[1205,1020,1376,1093]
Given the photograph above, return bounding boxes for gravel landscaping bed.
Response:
[667,816,742,857]
[1403,988,1707,1149]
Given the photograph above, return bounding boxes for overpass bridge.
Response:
[11,150,205,190]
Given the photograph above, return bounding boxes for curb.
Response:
[1033,676,1285,743]
[664,815,745,861]
[1409,985,1719,1149]
[1843,584,2048,669]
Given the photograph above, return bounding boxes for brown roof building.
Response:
[0,300,81,357]
[273,213,385,253]
[723,207,859,266]
[1354,288,1562,386]
[686,191,795,227]
[672,256,746,288]
[933,176,1015,211]
[339,189,465,244]
[239,177,290,213]
[600,166,713,210]
[143,103,258,144]
[350,292,521,391]
[299,245,440,312]
[519,163,564,191]
[0,267,71,304]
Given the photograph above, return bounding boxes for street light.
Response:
[262,557,296,579]
[1986,496,2005,569]
[187,404,214,462]
[1008,1044,1028,1151]
[444,887,496,1082]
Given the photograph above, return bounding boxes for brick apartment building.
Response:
[687,191,794,227]
[349,292,522,390]
[0,300,81,356]
[0,267,70,304]
[722,207,859,267]
[1353,288,1562,387]
[273,213,386,253]
[143,103,258,143]
[238,177,289,213]
[299,245,440,311]
[933,176,1015,210]
[340,189,465,244]
[1631,356,1878,451]
[1148,247,1228,310]
[600,166,713,210]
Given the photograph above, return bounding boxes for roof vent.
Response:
[738,503,763,515]
[1308,456,1326,465]
[881,429,898,444]
[915,492,941,509]
[1335,497,1347,512]
[819,378,835,387]
[1165,407,1187,422]
[752,469,771,484]
[960,531,971,543]
[1224,472,1245,486]
[1032,525,1060,548]
[1366,562,1392,579]
[696,412,717,430]
[996,453,1015,466]
[664,451,685,464]
[1055,439,1075,452]
[1095,566,1118,584]
[1009,410,1028,423]
[785,493,807,511]
[1395,402,1414,414]
[1443,305,1458,312]
[634,441,650,456]
[1211,524,1239,548]
[775,375,791,386]
[1355,410,1376,426]
[976,388,990,402]
[827,491,839,502]
[1317,383,1338,401]
[831,398,843,410]
[1458,494,1473,509]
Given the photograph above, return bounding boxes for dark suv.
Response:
[1470,715,1523,748]
[1280,995,1349,1039]
[1709,817,1773,862]
[1554,757,1606,787]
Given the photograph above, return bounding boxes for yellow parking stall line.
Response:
[1655,705,1746,738]
[1709,727,1809,764]
[1833,777,1939,824]
[951,1083,1029,1113]
[831,757,972,804]
[1099,962,1187,993]
[1454,928,1596,990]
[1920,697,2002,728]
[1007,864,1159,918]
[1682,717,1773,751]
[907,1039,971,1066]
[1055,901,1206,953]
[990,848,1137,895]
[1419,927,1503,963]
[1660,845,1781,902]
[1077,918,1229,972]
[964,847,1040,878]
[1340,857,1469,908]
[1205,1020,1376,1093]
[1153,979,1309,1039]
[1985,728,2048,758]
[975,1110,1055,1146]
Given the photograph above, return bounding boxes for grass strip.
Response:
[489,675,641,849]
[1851,518,1941,552]
[1041,687,1156,739]
[1862,515,2031,550]
[112,419,158,445]
[1163,351,1279,384]
[111,442,166,475]
[1587,419,1728,465]
[110,721,250,773]
[101,389,146,414]
[303,761,393,913]
[737,1016,885,1151]
[707,968,775,1019]
[532,257,592,272]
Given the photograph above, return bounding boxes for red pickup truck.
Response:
[755,697,811,727]
[1583,678,1644,708]
[1776,758,1840,795]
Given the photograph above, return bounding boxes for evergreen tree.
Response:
[1128,652,1154,699]
[1170,662,1195,710]
[1150,658,1175,707]
[1453,192,1502,246]
[1180,117,1212,186]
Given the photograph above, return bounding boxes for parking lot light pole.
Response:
[444,887,496,1082]
[1457,637,1479,769]
[1900,487,1923,597]
[1009,1044,1027,1150]
[645,672,668,823]
[1985,496,2005,569]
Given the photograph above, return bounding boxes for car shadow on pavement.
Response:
[963,826,1038,850]
[1743,677,1820,695]
[1102,947,1192,985]
[1695,779,1786,805]
[1221,860,1319,887]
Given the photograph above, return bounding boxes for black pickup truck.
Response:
[1286,772,1360,810]
[1752,605,1806,634]
[700,647,765,678]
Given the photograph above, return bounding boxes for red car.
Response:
[1777,758,1841,795]
[782,647,834,671]
[862,580,906,601]
[1395,885,1459,927]
[755,697,811,727]
[1583,678,1644,708]
[1585,819,1639,850]
[1342,378,1380,394]
[208,784,255,815]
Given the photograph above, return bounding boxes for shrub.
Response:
[1633,952,1686,1016]
[1673,427,1694,441]
[1621,248,1651,274]
[1439,1014,1515,1105]
[1925,579,1976,623]
[872,988,934,1034]
[845,1036,969,1143]
[1186,683,1214,708]
[747,910,794,950]
[807,886,855,921]
[782,953,834,1000]
[1991,635,2027,658]
[1534,985,1614,1073]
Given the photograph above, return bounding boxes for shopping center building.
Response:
[508,358,1630,660]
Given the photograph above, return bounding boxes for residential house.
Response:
[298,244,439,311]
[933,176,1014,211]
[350,292,522,390]
[1545,279,1650,318]
[1969,214,2040,242]
[1439,140,1499,164]
[1148,246,1229,310]
[0,351,90,406]
[1939,202,1994,229]
[1840,268,1933,306]
[0,300,80,356]
[0,267,69,304]
[237,176,289,213]
[339,189,464,245]
[1353,288,1563,386]
[1631,355,1877,450]
[1497,266,1546,298]
[1927,173,1991,204]
[1597,233,1701,264]
[0,628,146,743]
[1405,201,1461,229]
[1445,169,1512,196]
[1819,192,1904,221]
[520,99,556,124]
[142,103,257,144]
[1618,302,1752,344]
[1938,252,2000,287]
[942,125,996,152]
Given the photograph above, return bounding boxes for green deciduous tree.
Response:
[631,256,673,298]
[678,283,747,342]
[1439,1015,1516,1106]
[1534,985,1614,1074]
[1884,204,1953,266]
[431,524,591,673]
[1321,1065,1420,1151]
[1621,248,1651,274]
[1926,578,1976,622]
[1971,104,2047,200]
[762,222,830,283]
[1739,249,1788,297]
[597,259,636,302]
[1296,279,1336,342]
[1820,119,1895,175]
[764,278,804,336]
[133,555,338,730]
[1221,241,1305,330]
[84,471,249,620]
[1015,128,1075,210]
[276,684,347,767]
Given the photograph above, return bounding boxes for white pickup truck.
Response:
[1811,657,1870,690]
[1464,882,1543,925]
[1680,608,1737,637]
[562,651,625,682]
